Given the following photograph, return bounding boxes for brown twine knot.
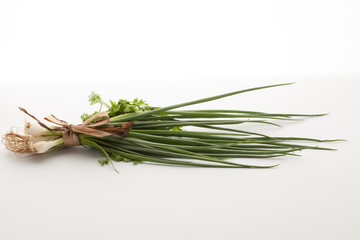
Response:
[19,108,133,146]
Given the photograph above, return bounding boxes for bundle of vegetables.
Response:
[2,83,338,172]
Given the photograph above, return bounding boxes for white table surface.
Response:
[1,1,359,240]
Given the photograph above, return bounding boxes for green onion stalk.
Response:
[2,83,340,172]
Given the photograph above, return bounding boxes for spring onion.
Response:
[2,83,340,171]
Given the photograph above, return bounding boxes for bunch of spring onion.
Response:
[2,83,338,171]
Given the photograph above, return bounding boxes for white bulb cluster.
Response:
[25,122,64,153]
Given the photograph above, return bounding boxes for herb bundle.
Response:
[2,83,338,171]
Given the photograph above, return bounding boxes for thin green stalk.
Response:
[110,83,293,122]
[130,120,281,129]
[173,109,327,117]
[82,139,119,173]
[96,141,279,168]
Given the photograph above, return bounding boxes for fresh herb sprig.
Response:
[81,92,159,122]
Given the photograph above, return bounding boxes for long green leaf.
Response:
[110,83,293,122]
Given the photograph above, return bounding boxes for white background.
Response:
[0,1,359,240]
